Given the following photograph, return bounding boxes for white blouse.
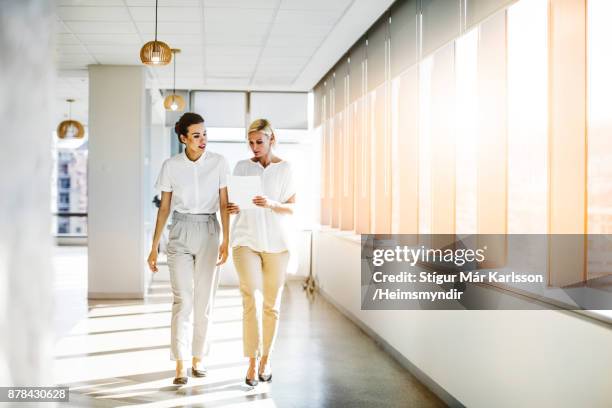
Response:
[230,159,296,253]
[154,150,230,214]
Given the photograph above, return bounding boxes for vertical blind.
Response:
[249,92,308,130]
[312,0,554,236]
[191,91,246,128]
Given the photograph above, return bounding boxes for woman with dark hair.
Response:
[147,112,230,385]
[226,118,296,386]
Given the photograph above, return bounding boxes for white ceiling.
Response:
[54,0,394,125]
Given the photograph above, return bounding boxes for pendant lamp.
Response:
[140,0,172,66]
[57,99,85,139]
[163,49,186,111]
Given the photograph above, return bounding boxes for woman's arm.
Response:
[253,194,295,215]
[148,191,172,272]
[217,187,230,265]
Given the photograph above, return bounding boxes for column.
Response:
[88,65,148,298]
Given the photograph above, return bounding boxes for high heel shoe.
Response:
[258,361,272,382]
[258,372,272,382]
[245,375,259,387]
[245,364,259,387]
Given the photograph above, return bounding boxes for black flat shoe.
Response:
[245,376,259,387]
[258,373,272,382]
[191,367,207,377]
[173,376,188,385]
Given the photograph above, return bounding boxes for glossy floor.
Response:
[53,247,445,407]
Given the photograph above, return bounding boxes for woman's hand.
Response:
[226,202,241,214]
[253,195,278,209]
[147,248,159,273]
[217,241,229,266]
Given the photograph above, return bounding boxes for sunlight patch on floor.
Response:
[54,283,273,407]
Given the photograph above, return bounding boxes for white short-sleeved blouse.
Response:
[154,150,230,214]
[230,159,296,253]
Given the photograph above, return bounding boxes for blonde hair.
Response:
[248,118,274,138]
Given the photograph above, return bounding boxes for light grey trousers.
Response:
[167,211,220,361]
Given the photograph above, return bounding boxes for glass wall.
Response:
[587,0,612,279]
[314,0,611,298]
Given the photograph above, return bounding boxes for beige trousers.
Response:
[232,246,289,358]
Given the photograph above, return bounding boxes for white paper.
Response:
[227,175,262,210]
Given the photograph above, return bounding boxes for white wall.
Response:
[0,0,55,386]
[314,230,612,408]
[88,65,147,298]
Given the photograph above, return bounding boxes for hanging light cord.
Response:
[68,100,72,120]
[173,51,176,95]
[154,0,158,43]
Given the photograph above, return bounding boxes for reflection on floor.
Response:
[53,248,445,407]
[53,245,88,339]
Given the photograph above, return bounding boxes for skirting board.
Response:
[55,236,87,246]
[88,292,145,300]
[317,286,465,408]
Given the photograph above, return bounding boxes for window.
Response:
[58,218,69,234]
[59,192,70,205]
[418,56,433,236]
[502,0,550,293]
[341,99,354,231]
[370,84,391,233]
[391,65,418,234]
[355,96,370,234]
[429,43,455,236]
[455,28,478,237]
[587,0,612,279]
[507,0,548,234]
[312,0,610,315]
[51,141,88,237]
[59,177,71,189]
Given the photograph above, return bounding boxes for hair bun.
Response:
[174,112,204,141]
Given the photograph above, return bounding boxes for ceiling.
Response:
[54,0,394,125]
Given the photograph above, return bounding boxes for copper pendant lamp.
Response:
[163,49,186,111]
[57,99,85,139]
[140,0,172,66]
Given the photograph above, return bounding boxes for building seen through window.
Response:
[51,140,88,237]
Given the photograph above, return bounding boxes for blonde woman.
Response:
[226,119,296,386]
[148,112,230,385]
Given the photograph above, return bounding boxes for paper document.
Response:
[227,175,262,210]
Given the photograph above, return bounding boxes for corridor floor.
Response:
[53,249,445,407]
